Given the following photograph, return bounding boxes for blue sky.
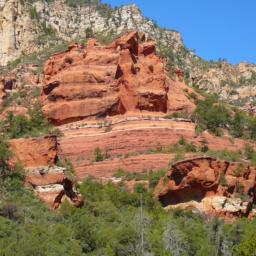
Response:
[102,0,256,64]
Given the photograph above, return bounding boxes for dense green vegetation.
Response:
[0,104,60,139]
[192,94,256,139]
[1,133,254,256]
[0,166,256,256]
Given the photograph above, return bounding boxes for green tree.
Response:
[0,139,12,175]
[231,111,245,137]
[234,234,256,256]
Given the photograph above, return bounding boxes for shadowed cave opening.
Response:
[159,185,207,207]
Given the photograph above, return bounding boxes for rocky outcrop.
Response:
[73,154,174,180]
[0,0,39,65]
[41,31,195,125]
[9,136,58,168]
[167,78,198,113]
[9,136,84,209]
[42,40,120,125]
[25,166,83,209]
[0,75,18,108]
[154,157,256,219]
[189,62,256,107]
[0,0,182,66]
[115,32,168,113]
[1,0,256,110]
[58,117,248,180]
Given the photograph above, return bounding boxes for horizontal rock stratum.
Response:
[41,31,196,125]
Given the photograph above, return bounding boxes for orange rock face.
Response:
[154,157,256,219]
[58,117,248,181]
[9,136,58,168]
[73,153,174,180]
[41,31,195,125]
[9,136,83,209]
[167,78,198,113]
[25,166,84,209]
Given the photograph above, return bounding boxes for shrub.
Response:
[0,204,19,221]
[234,164,244,177]
[29,6,39,20]
[220,174,228,187]
[95,147,104,162]
[193,95,231,136]
[0,139,12,175]
[164,112,190,119]
[244,144,255,160]
[0,104,60,139]
[85,27,93,38]
[148,169,167,188]
[206,149,241,162]
[230,111,245,138]
[233,233,256,256]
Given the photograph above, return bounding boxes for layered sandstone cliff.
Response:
[1,0,256,109]
[41,31,195,125]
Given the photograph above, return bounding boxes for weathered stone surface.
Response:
[1,0,256,110]
[58,117,248,181]
[73,153,174,180]
[154,157,256,219]
[10,136,58,168]
[167,78,197,113]
[41,40,120,125]
[0,1,182,66]
[41,32,173,124]
[9,136,84,209]
[25,166,84,209]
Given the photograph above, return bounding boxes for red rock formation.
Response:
[115,32,168,112]
[58,117,248,180]
[167,78,198,113]
[10,136,83,209]
[41,31,195,125]
[25,166,84,209]
[9,136,58,168]
[154,157,256,219]
[73,153,175,180]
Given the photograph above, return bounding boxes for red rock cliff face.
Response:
[10,136,83,209]
[9,136,58,168]
[42,31,195,125]
[154,157,256,219]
